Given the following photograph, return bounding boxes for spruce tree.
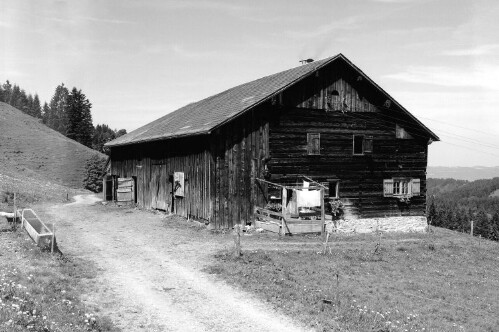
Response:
[41,102,50,122]
[32,94,42,118]
[2,81,12,103]
[47,84,69,134]
[66,87,94,148]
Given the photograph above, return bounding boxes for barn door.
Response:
[150,164,169,211]
[116,178,135,204]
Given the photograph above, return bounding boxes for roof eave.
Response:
[105,130,211,148]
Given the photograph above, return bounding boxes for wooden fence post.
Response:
[335,272,340,314]
[470,220,474,237]
[320,188,325,236]
[233,224,242,257]
[13,192,17,230]
[51,224,56,253]
[281,187,287,236]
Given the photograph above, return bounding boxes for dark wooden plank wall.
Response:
[268,107,429,218]
[110,137,212,222]
[210,106,269,228]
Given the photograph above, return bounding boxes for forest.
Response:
[0,80,125,153]
[427,177,499,241]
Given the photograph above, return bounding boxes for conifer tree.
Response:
[32,94,42,118]
[41,102,50,121]
[47,84,69,134]
[2,80,12,103]
[66,87,94,147]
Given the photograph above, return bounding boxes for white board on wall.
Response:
[174,172,184,197]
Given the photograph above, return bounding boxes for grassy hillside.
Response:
[208,229,499,331]
[0,102,106,189]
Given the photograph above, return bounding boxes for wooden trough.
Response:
[21,209,55,251]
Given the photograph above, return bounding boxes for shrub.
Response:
[83,154,107,192]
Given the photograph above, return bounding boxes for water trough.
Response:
[21,209,55,251]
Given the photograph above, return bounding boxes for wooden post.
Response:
[320,188,325,236]
[335,272,340,314]
[13,192,17,230]
[233,224,242,257]
[51,224,55,253]
[250,159,256,225]
[281,187,287,236]
[470,220,474,237]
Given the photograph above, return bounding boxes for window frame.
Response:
[326,179,340,199]
[307,133,321,155]
[384,178,421,197]
[392,178,411,196]
[352,134,364,156]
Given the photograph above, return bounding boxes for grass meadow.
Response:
[207,228,499,332]
[0,230,119,332]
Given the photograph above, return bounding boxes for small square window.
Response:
[353,135,364,155]
[321,180,340,199]
[307,133,320,155]
[329,181,339,198]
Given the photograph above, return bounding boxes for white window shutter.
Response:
[383,179,394,197]
[411,178,421,196]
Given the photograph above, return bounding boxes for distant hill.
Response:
[0,102,106,188]
[427,166,499,181]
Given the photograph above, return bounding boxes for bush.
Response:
[83,154,107,192]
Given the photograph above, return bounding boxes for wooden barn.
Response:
[105,54,439,232]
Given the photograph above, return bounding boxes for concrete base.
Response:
[334,216,428,233]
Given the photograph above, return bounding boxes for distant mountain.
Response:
[427,166,499,181]
[0,102,105,188]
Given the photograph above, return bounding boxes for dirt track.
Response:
[38,194,310,332]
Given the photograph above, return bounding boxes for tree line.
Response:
[427,178,499,241]
[0,80,126,153]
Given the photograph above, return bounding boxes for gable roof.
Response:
[106,54,438,147]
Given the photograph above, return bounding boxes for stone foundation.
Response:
[333,216,428,233]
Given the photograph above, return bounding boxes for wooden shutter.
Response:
[364,135,373,153]
[383,179,394,197]
[411,178,421,196]
[307,133,320,155]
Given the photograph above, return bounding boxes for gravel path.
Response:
[38,194,311,332]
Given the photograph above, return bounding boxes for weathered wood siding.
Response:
[267,64,430,218]
[209,106,269,228]
[110,137,212,222]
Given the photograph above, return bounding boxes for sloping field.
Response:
[0,102,105,189]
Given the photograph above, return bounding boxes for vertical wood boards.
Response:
[110,138,211,221]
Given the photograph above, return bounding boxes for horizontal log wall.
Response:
[268,107,429,218]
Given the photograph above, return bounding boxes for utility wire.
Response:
[367,111,499,150]
[343,111,499,155]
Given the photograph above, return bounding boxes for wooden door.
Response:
[150,164,169,211]
[117,178,134,203]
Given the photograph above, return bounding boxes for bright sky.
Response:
[1,0,499,167]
